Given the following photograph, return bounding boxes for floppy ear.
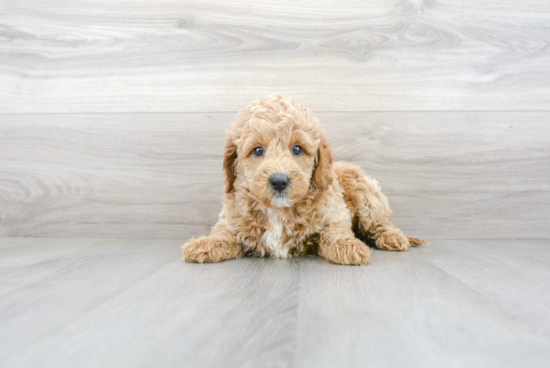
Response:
[223,136,238,193]
[312,133,334,192]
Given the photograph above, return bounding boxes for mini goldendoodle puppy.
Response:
[183,95,426,265]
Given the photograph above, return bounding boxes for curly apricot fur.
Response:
[183,95,426,265]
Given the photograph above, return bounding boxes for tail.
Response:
[407,236,428,247]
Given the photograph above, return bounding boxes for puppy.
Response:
[183,95,426,265]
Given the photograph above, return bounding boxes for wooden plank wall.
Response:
[1,0,549,239]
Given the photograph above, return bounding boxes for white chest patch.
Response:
[262,209,289,258]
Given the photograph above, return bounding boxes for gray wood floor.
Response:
[1,237,549,368]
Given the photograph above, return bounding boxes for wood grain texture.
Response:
[0,238,299,368]
[294,239,550,368]
[1,112,549,239]
[1,0,550,112]
[0,238,549,367]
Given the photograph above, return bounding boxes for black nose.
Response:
[270,174,290,192]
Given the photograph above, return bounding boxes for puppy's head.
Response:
[224,95,333,208]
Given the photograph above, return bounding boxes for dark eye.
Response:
[253,147,264,157]
[292,145,303,156]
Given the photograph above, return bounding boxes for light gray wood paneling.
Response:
[0,238,549,367]
[1,112,549,239]
[1,0,550,112]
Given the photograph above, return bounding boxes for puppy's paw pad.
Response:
[323,238,371,265]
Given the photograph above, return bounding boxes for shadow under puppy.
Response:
[183,95,426,265]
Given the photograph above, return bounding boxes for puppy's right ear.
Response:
[312,133,334,192]
[223,136,238,193]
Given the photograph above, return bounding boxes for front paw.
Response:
[320,237,371,265]
[182,237,242,263]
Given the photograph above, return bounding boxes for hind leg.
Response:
[335,162,427,252]
[355,183,427,251]
[356,194,411,252]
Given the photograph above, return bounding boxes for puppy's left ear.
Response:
[312,133,334,192]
